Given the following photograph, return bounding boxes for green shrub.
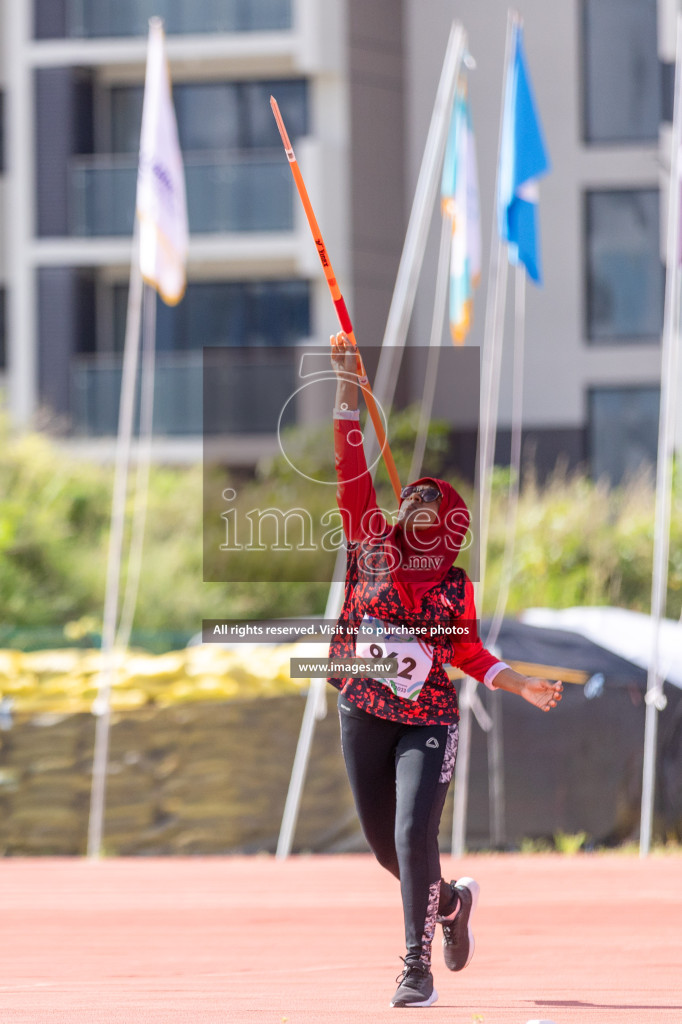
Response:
[483,462,681,619]
[1,411,680,648]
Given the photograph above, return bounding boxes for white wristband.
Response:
[484,661,510,690]
[333,408,360,421]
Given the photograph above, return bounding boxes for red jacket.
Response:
[328,413,502,725]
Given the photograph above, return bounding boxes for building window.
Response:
[109,79,308,154]
[36,0,292,39]
[582,0,660,144]
[69,79,306,237]
[585,189,663,344]
[111,279,311,353]
[588,386,660,484]
[71,278,309,436]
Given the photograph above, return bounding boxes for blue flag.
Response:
[497,23,550,284]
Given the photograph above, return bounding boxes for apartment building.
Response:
[0,0,404,463]
[0,0,672,483]
[406,0,669,484]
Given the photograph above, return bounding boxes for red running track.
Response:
[0,854,680,1023]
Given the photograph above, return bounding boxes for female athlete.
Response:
[327,332,563,1008]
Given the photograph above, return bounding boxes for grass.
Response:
[1,410,681,644]
[518,834,682,855]
[553,830,588,854]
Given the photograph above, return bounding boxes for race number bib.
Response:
[356,615,434,701]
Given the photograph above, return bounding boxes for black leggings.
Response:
[338,694,458,965]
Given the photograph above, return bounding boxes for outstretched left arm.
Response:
[447,579,564,712]
[492,667,563,712]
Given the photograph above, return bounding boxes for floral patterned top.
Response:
[327,412,503,726]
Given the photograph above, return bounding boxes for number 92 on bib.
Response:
[356,615,434,701]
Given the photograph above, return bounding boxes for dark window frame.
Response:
[581,0,661,146]
[587,384,660,485]
[35,0,292,39]
[107,77,309,156]
[583,186,664,345]
[109,278,312,355]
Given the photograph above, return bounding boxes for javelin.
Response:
[270,96,402,501]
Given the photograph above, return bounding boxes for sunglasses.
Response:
[400,484,442,503]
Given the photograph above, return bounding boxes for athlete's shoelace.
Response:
[441,900,463,942]
[395,957,429,984]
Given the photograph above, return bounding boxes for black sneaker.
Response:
[390,958,438,1008]
[438,876,479,972]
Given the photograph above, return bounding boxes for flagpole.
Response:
[639,12,682,857]
[452,9,518,859]
[276,24,465,861]
[87,234,143,860]
[451,675,474,856]
[477,8,520,600]
[275,577,344,860]
[369,22,466,417]
[487,263,525,847]
[487,263,526,649]
[408,216,451,482]
[395,63,498,855]
[87,18,187,860]
[116,283,157,649]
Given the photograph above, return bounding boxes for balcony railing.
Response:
[69,151,294,237]
[67,0,292,37]
[72,354,203,436]
[71,352,297,437]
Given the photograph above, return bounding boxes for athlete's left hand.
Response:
[517,676,563,712]
[493,667,563,711]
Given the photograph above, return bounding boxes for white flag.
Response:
[136,18,188,305]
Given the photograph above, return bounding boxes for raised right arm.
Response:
[331,332,387,543]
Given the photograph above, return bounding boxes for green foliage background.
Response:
[0,411,680,650]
